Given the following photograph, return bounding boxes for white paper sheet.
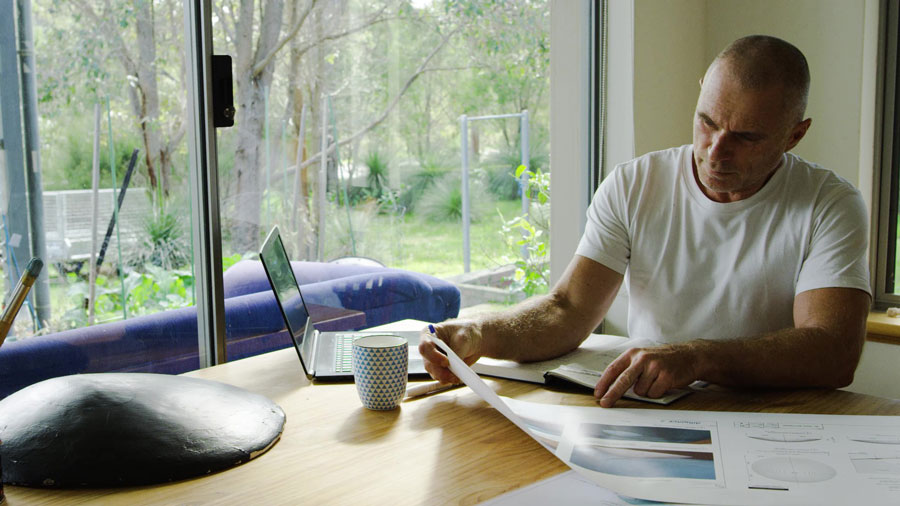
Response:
[478,470,688,506]
[431,337,533,436]
[434,337,900,505]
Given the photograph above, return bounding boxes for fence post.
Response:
[520,110,530,260]
[460,114,470,273]
[317,97,328,261]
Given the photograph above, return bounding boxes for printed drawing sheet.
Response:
[432,339,900,506]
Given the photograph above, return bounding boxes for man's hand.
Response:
[594,343,699,408]
[418,321,483,384]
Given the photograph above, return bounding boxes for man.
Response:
[419,35,872,407]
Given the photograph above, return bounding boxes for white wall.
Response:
[631,0,867,185]
[607,0,898,398]
[549,0,592,287]
[632,0,706,158]
[704,0,867,186]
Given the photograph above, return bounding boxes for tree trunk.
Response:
[283,1,313,260]
[134,0,165,195]
[231,0,285,253]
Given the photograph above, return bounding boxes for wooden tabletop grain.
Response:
[5,344,899,506]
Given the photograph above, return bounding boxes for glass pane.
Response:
[213,0,551,330]
[0,0,197,396]
[894,181,899,294]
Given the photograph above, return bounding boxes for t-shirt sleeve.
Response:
[795,186,871,296]
[575,165,631,274]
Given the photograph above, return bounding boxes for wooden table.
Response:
[6,335,900,505]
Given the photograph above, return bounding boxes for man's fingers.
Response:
[419,333,461,383]
[647,371,679,398]
[423,359,460,384]
[418,336,450,368]
[594,350,634,398]
[632,365,658,396]
[599,364,641,408]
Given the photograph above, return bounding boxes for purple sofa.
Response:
[0,260,460,398]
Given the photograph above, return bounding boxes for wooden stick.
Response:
[87,103,101,325]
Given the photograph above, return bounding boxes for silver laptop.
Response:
[260,226,427,380]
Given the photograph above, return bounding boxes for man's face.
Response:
[692,63,810,203]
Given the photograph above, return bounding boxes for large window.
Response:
[0,0,195,336]
[211,0,551,303]
[0,0,201,396]
[0,0,572,397]
[875,0,900,308]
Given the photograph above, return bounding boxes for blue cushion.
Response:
[0,262,459,399]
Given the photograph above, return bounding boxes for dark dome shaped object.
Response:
[0,373,285,487]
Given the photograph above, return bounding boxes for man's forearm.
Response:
[692,326,864,389]
[456,255,623,366]
[477,291,600,363]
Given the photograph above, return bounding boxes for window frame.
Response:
[186,0,228,366]
[548,0,602,286]
[874,0,900,309]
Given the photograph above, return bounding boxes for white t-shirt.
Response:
[575,145,870,343]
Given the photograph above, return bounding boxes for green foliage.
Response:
[485,165,521,201]
[518,163,550,206]
[56,252,252,330]
[323,199,379,259]
[365,151,390,199]
[223,252,251,271]
[484,137,550,200]
[446,0,550,114]
[398,161,453,213]
[419,172,492,223]
[41,114,143,191]
[29,0,554,331]
[501,165,550,297]
[61,266,194,328]
[129,207,192,270]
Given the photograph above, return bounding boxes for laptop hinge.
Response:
[309,327,320,376]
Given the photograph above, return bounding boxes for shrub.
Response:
[323,199,381,260]
[42,114,142,191]
[485,165,522,201]
[501,165,550,297]
[419,172,492,223]
[129,207,192,270]
[398,164,452,213]
[364,151,389,199]
[484,141,549,200]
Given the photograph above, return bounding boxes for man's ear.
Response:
[785,118,812,151]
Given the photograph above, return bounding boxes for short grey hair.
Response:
[709,35,810,122]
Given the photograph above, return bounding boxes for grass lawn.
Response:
[323,198,533,278]
[5,198,540,337]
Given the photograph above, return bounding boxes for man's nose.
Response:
[708,132,732,161]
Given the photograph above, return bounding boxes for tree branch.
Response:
[250,0,318,77]
[288,10,394,64]
[252,2,390,78]
[292,24,462,173]
[69,0,137,76]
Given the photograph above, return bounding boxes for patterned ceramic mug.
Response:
[352,334,408,410]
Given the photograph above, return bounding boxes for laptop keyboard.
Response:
[334,333,357,373]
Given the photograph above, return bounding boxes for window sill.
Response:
[867,311,900,345]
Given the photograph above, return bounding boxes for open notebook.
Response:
[471,334,693,405]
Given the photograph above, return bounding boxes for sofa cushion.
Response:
[0,263,460,399]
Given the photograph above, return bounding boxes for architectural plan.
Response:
[433,339,900,505]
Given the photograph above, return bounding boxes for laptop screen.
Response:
[260,226,315,367]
